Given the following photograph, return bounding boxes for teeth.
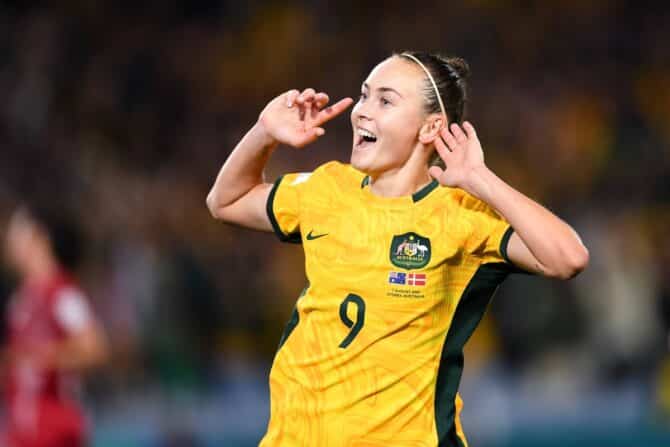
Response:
[358,128,377,139]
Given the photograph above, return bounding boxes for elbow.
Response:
[97,335,111,365]
[90,333,110,369]
[206,192,228,221]
[550,244,590,280]
[90,344,109,369]
[77,333,109,372]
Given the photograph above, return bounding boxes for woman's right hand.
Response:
[257,88,353,149]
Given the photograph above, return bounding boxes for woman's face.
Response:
[350,56,429,175]
[4,209,41,274]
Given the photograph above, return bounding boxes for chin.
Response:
[353,145,399,175]
[351,157,387,178]
[350,155,363,170]
[350,151,373,174]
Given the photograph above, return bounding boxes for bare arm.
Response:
[206,89,353,230]
[205,123,278,231]
[8,320,108,373]
[429,122,589,279]
[461,164,588,278]
[48,321,108,371]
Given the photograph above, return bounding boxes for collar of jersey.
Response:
[360,175,439,205]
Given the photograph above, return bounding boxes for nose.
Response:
[352,100,372,123]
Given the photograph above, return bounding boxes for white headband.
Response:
[401,53,447,123]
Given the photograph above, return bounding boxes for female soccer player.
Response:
[2,204,108,447]
[207,51,589,446]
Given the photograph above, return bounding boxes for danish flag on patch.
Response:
[407,273,426,286]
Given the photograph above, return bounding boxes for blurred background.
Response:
[0,0,669,446]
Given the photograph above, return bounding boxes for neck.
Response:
[23,253,60,285]
[368,151,433,198]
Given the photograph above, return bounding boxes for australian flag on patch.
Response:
[388,271,407,285]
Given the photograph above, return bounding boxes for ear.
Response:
[418,115,446,144]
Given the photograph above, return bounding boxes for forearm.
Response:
[206,122,278,216]
[9,330,108,373]
[464,165,588,276]
[47,332,108,372]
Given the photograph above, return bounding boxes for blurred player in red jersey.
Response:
[1,204,108,447]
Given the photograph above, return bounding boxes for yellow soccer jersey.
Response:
[260,160,526,447]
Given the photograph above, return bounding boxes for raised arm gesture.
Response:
[430,121,589,279]
[259,88,353,148]
[206,88,353,231]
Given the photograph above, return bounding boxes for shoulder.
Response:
[313,160,365,185]
[54,284,87,303]
[442,187,500,217]
[426,187,505,238]
[316,162,368,202]
[51,281,93,331]
[45,274,86,306]
[281,160,364,194]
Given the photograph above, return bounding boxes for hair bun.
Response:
[445,57,470,80]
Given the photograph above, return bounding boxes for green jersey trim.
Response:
[359,176,439,203]
[434,262,511,446]
[499,225,535,275]
[266,175,302,244]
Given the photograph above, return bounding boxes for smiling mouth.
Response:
[355,128,378,149]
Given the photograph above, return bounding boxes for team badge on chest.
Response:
[389,232,431,270]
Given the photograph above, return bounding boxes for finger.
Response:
[310,94,327,120]
[311,102,320,120]
[304,99,314,122]
[440,127,461,152]
[450,123,467,143]
[293,127,325,148]
[433,134,453,161]
[286,89,300,107]
[314,97,354,126]
[462,121,477,139]
[428,166,444,180]
[296,88,316,104]
[314,92,330,109]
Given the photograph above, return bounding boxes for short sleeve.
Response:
[459,195,516,266]
[266,172,312,243]
[53,287,93,334]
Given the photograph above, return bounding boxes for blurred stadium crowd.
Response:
[0,1,669,446]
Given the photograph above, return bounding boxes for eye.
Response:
[359,91,368,102]
[380,97,392,106]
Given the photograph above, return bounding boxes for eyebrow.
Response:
[362,82,404,98]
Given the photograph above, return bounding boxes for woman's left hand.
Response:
[428,122,486,189]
